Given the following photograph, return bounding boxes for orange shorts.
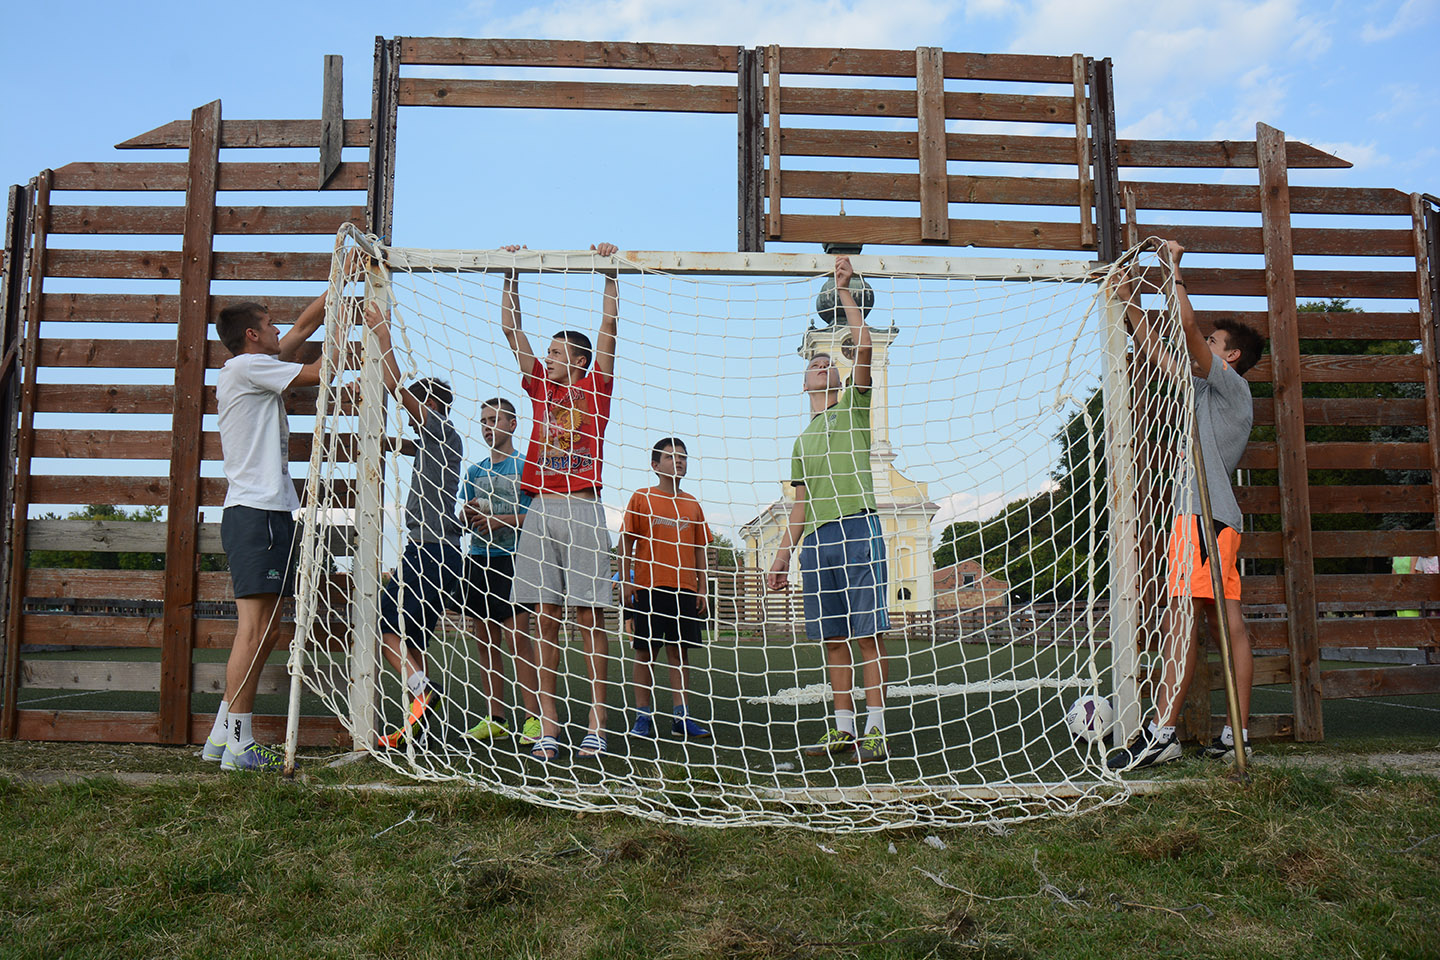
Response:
[1166,515,1242,602]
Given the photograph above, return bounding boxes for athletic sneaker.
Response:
[518,716,542,746]
[1106,728,1181,770]
[672,714,710,739]
[803,729,856,757]
[1199,735,1252,761]
[855,730,887,763]
[378,691,438,750]
[201,736,226,762]
[631,709,656,738]
[220,741,284,772]
[464,717,511,741]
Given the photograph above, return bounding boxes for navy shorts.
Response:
[221,506,298,599]
[463,552,518,624]
[799,511,889,642]
[380,541,463,648]
[629,587,704,651]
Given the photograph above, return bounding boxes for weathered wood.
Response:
[27,519,224,554]
[1244,354,1426,384]
[30,428,357,462]
[46,249,330,282]
[39,339,222,369]
[20,659,325,698]
[41,292,326,323]
[2,171,49,740]
[117,118,370,150]
[1118,139,1349,169]
[319,55,345,189]
[13,709,346,747]
[1238,442,1431,470]
[736,46,764,252]
[1087,58,1120,260]
[1242,574,1440,611]
[777,214,1084,249]
[779,170,1081,206]
[1157,223,1413,258]
[1136,266,1414,299]
[1320,664,1440,699]
[779,128,1077,163]
[0,184,28,733]
[33,383,335,417]
[1240,529,1440,559]
[17,614,328,650]
[1411,193,1440,569]
[1123,187,1138,249]
[1247,616,1440,647]
[1250,398,1427,427]
[766,46,782,239]
[49,162,367,192]
[1073,55,1094,249]
[25,569,232,602]
[397,37,739,71]
[368,37,400,240]
[1237,484,1432,514]
[26,475,352,509]
[915,47,948,242]
[1124,179,1411,215]
[47,205,363,236]
[1179,310,1420,341]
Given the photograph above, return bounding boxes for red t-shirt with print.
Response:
[520,359,613,495]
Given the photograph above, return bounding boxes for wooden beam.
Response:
[1,171,48,740]
[765,45,782,240]
[33,383,344,417]
[1241,529,1440,559]
[1243,354,1426,384]
[0,184,30,741]
[27,475,352,509]
[1123,179,1411,215]
[27,519,224,554]
[46,204,365,236]
[1238,442,1431,471]
[1237,484,1433,514]
[1118,139,1350,169]
[1412,193,1440,569]
[1133,266,1415,299]
[736,46,764,252]
[915,47,948,242]
[116,118,370,150]
[1250,398,1427,427]
[319,55,345,189]
[396,37,739,71]
[40,293,325,323]
[1086,58,1120,260]
[778,170,1083,206]
[1321,664,1440,699]
[1072,55,1094,249]
[399,77,733,113]
[50,162,368,192]
[779,128,1076,163]
[776,214,1083,249]
[1248,616,1440,647]
[13,709,347,747]
[46,249,331,282]
[1257,122,1323,742]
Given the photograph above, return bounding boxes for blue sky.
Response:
[2,0,1436,542]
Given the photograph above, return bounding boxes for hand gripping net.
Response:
[286,228,1196,832]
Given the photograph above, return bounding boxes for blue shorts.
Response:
[799,511,890,642]
[380,540,463,648]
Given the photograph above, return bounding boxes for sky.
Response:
[2,0,1436,547]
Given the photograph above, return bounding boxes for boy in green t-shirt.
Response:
[766,256,891,763]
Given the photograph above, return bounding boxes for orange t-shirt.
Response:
[622,487,714,592]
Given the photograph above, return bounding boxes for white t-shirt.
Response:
[217,352,303,512]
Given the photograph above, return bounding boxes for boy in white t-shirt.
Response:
[204,295,337,771]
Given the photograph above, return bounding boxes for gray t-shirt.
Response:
[1187,357,1254,531]
[406,407,463,544]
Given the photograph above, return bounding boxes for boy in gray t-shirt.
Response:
[1108,240,1265,770]
[365,311,465,749]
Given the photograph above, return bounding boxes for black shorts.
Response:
[464,553,518,624]
[221,506,299,599]
[629,588,704,651]
[379,541,463,649]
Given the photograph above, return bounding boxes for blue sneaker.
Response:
[201,735,226,762]
[671,707,710,739]
[220,742,285,772]
[631,709,656,738]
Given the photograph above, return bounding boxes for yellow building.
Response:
[739,320,939,616]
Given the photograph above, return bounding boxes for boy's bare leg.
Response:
[535,602,564,740]
[1224,598,1253,725]
[508,610,541,719]
[380,631,426,687]
[576,606,609,736]
[666,646,687,710]
[1155,598,1203,728]
[855,635,888,710]
[225,595,284,712]
[477,620,506,719]
[632,646,655,711]
[824,639,856,713]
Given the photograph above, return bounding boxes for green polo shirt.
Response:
[790,383,876,538]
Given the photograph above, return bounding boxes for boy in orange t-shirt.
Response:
[620,438,715,739]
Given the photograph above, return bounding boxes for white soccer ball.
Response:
[1064,695,1115,744]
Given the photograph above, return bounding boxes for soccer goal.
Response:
[283,225,1196,831]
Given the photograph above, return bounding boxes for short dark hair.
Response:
[651,437,688,464]
[1213,318,1265,375]
[410,377,453,415]
[216,302,267,356]
[482,397,516,417]
[554,330,593,369]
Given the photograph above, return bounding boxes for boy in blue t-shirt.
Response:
[460,398,540,744]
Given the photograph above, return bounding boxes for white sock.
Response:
[1221,725,1233,746]
[834,708,856,736]
[405,670,429,699]
[207,701,230,744]
[228,712,255,753]
[1148,721,1176,742]
[865,707,886,736]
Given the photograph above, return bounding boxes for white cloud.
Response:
[1306,140,1389,172]
[929,478,1057,532]
[1361,0,1435,42]
[1370,82,1424,126]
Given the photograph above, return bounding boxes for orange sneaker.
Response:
[377,691,436,749]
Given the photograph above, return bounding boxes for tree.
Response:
[28,504,228,571]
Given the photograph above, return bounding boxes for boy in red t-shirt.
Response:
[500,242,619,760]
[620,438,715,739]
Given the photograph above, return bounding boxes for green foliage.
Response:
[710,533,739,569]
[27,504,227,571]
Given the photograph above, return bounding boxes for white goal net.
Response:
[285,228,1196,831]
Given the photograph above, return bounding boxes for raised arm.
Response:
[834,256,871,391]
[766,487,809,591]
[1161,240,1213,377]
[592,242,619,381]
[362,305,424,423]
[499,245,538,376]
[277,291,328,362]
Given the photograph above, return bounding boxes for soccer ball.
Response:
[1064,695,1115,744]
[815,274,875,325]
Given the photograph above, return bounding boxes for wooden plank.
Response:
[766,46,782,240]
[20,660,325,698]
[397,37,739,72]
[1243,574,1440,611]
[1250,398,1427,427]
[1257,122,1323,741]
[779,170,1081,206]
[1155,223,1414,258]
[778,214,1083,249]
[40,293,323,323]
[23,569,233,601]
[1240,530,1440,559]
[400,77,734,113]
[1087,58,1120,261]
[27,519,223,554]
[0,184,28,726]
[1243,354,1425,384]
[13,709,346,747]
[30,428,354,462]
[319,55,345,189]
[47,250,330,282]
[1248,616,1440,647]
[1137,266,1415,299]
[1124,179,1411,216]
[736,46,763,253]
[24,475,355,509]
[1237,484,1432,514]
[778,128,1080,164]
[39,339,221,369]
[1321,664,1440,699]
[1118,139,1349,169]
[915,46,948,242]
[117,118,370,150]
[47,205,363,235]
[782,47,1074,82]
[33,383,334,416]
[18,615,306,650]
[1238,442,1431,470]
[1411,193,1440,568]
[1181,310,1420,341]
[2,171,49,739]
[1072,54,1094,249]
[49,162,368,192]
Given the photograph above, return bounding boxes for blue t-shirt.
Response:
[461,450,532,557]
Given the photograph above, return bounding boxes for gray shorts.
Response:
[513,494,613,607]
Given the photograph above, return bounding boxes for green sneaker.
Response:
[856,730,888,763]
[518,716,542,746]
[464,717,512,741]
[803,729,856,757]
